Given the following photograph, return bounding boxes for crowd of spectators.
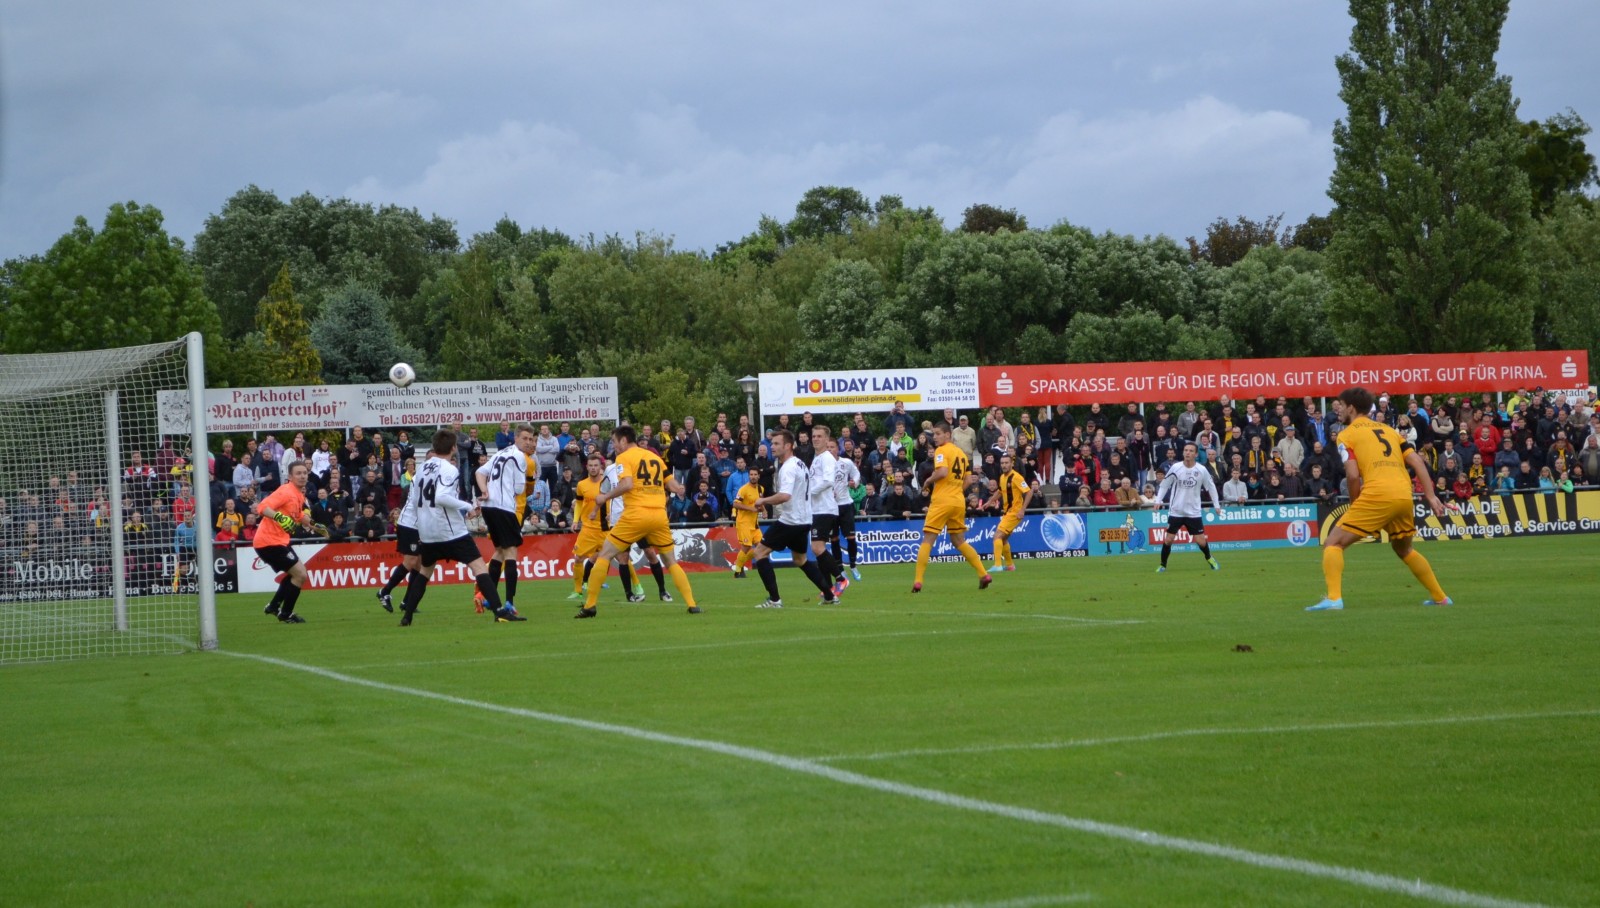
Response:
[4,387,1595,577]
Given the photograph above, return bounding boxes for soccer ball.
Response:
[388,362,417,388]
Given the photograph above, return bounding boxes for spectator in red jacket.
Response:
[1091,477,1119,508]
[1473,422,1502,459]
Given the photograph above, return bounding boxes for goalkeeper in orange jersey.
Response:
[255,460,314,623]
[1308,387,1451,612]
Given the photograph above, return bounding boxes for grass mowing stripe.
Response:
[813,709,1600,763]
[335,619,1119,671]
[220,648,1558,908]
[918,895,1095,908]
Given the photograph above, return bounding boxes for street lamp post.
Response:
[738,374,759,432]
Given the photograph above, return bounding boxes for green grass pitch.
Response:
[3,537,1596,907]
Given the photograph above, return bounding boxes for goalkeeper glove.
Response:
[273,512,297,532]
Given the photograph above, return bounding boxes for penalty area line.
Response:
[218,649,1555,908]
[812,709,1600,763]
[781,606,1144,625]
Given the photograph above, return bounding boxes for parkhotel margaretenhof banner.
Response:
[160,378,620,434]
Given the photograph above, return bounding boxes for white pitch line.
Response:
[220,649,1557,908]
[337,620,1118,671]
[812,709,1600,763]
[919,895,1094,908]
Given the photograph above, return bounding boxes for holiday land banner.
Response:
[978,351,1590,407]
[759,367,981,416]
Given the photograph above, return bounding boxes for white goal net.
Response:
[0,334,216,663]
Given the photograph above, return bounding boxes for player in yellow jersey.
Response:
[729,471,763,577]
[568,453,643,602]
[983,452,1033,573]
[913,421,992,592]
[578,425,700,617]
[1308,387,1451,611]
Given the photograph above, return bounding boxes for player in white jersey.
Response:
[746,429,838,608]
[374,463,422,614]
[806,424,848,596]
[394,430,525,626]
[475,425,536,612]
[1153,441,1223,573]
[829,439,862,580]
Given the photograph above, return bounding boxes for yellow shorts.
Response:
[737,524,763,547]
[1337,495,1416,541]
[998,512,1023,536]
[605,509,675,551]
[923,501,967,535]
[573,526,607,559]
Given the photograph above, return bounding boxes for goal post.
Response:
[0,333,216,663]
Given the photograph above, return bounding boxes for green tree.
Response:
[898,230,1079,363]
[0,201,221,354]
[1325,0,1534,354]
[1519,110,1599,217]
[310,281,421,384]
[1284,213,1335,252]
[193,187,459,338]
[1062,308,1234,364]
[1526,195,1600,364]
[959,204,1028,235]
[1212,245,1339,358]
[1071,230,1202,322]
[1185,214,1283,267]
[427,228,564,381]
[794,259,915,371]
[787,186,874,242]
[251,264,323,385]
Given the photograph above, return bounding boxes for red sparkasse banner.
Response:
[979,350,1590,406]
[237,527,746,593]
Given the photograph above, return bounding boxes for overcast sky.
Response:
[2,1,1595,261]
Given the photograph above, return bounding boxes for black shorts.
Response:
[394,525,420,556]
[418,535,483,568]
[811,513,839,541]
[1167,516,1207,537]
[255,545,300,573]
[483,507,523,549]
[762,521,811,555]
[835,505,856,536]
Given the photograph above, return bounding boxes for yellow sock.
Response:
[668,563,697,608]
[914,541,931,584]
[999,537,1012,568]
[733,551,748,572]
[1322,545,1344,601]
[1403,549,1448,602]
[584,556,610,609]
[573,563,585,594]
[957,541,987,577]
